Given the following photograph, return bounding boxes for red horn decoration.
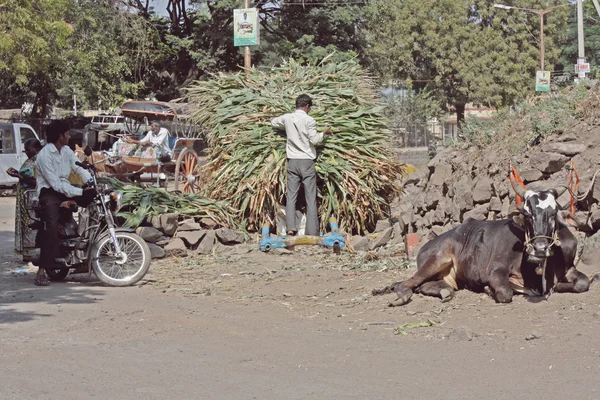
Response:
[509,162,526,205]
[568,160,580,216]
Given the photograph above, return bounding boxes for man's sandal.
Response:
[34,275,50,286]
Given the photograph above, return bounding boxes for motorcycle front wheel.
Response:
[90,232,151,287]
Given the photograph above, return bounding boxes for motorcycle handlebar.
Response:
[76,161,96,171]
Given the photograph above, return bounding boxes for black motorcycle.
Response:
[29,149,151,286]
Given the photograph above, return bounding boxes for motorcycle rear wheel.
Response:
[45,268,69,281]
[90,232,151,287]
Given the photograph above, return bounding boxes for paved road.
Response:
[1,197,600,399]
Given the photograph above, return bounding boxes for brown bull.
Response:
[74,145,138,182]
[374,182,590,306]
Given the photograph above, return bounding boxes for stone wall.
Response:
[397,122,600,247]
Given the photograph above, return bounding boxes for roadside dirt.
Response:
[145,243,600,344]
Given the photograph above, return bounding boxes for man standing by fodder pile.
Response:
[271,94,333,236]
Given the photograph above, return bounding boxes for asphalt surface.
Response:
[1,197,600,400]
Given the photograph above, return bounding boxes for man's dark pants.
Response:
[38,188,93,270]
[286,158,319,236]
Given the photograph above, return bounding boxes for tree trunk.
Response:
[32,77,49,119]
[455,102,466,131]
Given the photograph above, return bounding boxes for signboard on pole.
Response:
[233,8,260,47]
[535,71,550,92]
[575,62,590,73]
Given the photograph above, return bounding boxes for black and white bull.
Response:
[373,184,590,306]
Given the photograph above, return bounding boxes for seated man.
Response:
[126,121,172,162]
[36,121,97,281]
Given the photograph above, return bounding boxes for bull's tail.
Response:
[372,283,398,296]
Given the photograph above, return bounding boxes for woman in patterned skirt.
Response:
[7,138,45,285]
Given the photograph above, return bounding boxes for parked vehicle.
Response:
[0,122,40,186]
[28,148,151,286]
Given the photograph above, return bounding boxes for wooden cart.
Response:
[80,101,206,193]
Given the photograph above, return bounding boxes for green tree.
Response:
[0,0,370,114]
[254,0,367,67]
[130,0,370,98]
[382,86,444,126]
[364,0,569,128]
[0,0,74,116]
[56,0,151,110]
[0,0,157,115]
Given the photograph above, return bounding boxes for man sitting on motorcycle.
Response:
[35,121,97,285]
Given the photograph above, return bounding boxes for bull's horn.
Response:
[554,184,568,198]
[510,177,527,198]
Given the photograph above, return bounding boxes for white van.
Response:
[0,122,41,186]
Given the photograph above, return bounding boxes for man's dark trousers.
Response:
[286,158,319,236]
[38,188,92,270]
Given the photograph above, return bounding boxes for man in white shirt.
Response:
[126,121,172,161]
[271,94,332,236]
[36,121,96,282]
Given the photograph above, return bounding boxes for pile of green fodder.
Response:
[182,58,406,234]
[113,183,238,229]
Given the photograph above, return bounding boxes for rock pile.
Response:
[135,214,247,259]
[348,219,405,253]
[396,121,600,248]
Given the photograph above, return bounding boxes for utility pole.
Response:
[539,9,545,71]
[243,0,251,73]
[494,3,574,71]
[577,0,586,78]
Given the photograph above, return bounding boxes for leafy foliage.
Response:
[111,182,238,229]
[461,82,592,152]
[0,0,155,114]
[0,0,369,113]
[0,0,75,115]
[364,0,570,126]
[382,86,444,126]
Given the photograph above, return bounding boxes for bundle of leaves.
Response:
[111,182,238,229]
[182,58,406,234]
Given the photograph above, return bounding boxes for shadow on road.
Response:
[0,226,107,325]
[0,200,113,326]
[0,307,53,324]
[0,280,106,325]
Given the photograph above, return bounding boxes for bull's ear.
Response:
[512,214,526,228]
[557,210,577,228]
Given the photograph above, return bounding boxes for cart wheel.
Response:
[174,148,201,193]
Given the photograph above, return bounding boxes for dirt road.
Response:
[1,197,600,399]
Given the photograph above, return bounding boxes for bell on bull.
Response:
[373,165,590,306]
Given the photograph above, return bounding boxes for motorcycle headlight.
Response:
[109,191,122,211]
